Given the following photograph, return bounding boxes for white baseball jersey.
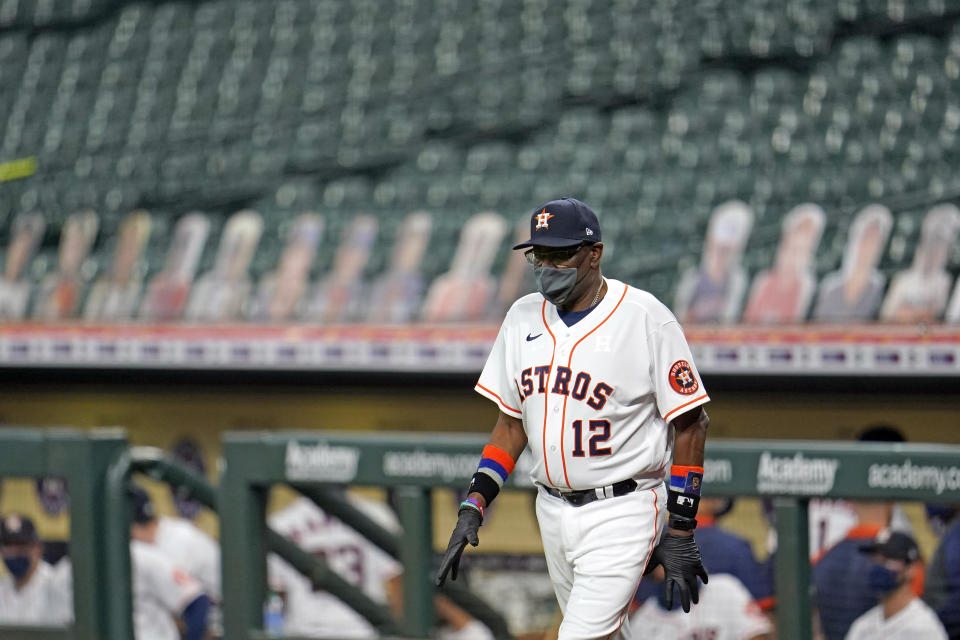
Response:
[631,574,773,639]
[268,496,402,639]
[131,539,204,640]
[153,516,221,601]
[476,279,709,490]
[0,560,73,626]
[844,598,947,640]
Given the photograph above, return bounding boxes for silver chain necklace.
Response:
[591,278,605,307]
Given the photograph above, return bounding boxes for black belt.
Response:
[541,479,638,507]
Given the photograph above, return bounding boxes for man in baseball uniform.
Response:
[436,198,711,639]
[129,485,222,637]
[125,485,211,640]
[0,514,72,626]
[845,530,947,639]
[129,538,210,640]
[270,492,493,639]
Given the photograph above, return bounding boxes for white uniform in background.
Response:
[131,539,204,640]
[153,516,221,602]
[0,560,73,625]
[844,598,947,640]
[268,496,403,639]
[269,496,493,640]
[477,278,709,638]
[152,515,222,636]
[630,574,772,639]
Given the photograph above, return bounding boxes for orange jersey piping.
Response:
[662,392,709,423]
[559,282,628,488]
[540,300,558,487]
[475,383,521,416]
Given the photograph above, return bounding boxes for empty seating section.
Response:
[1,0,960,316]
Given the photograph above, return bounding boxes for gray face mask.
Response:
[534,265,581,307]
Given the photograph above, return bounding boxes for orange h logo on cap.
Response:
[535,208,554,230]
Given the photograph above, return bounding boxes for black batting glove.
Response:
[434,505,482,586]
[652,530,709,613]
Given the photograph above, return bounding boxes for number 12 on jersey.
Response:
[571,419,611,457]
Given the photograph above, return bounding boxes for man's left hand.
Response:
[649,530,709,612]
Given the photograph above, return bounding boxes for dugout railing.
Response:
[3,430,960,639]
[0,428,127,640]
[219,431,960,640]
[105,444,512,640]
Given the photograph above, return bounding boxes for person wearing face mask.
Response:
[0,513,72,626]
[436,198,713,639]
[844,529,946,639]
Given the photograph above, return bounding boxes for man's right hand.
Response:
[434,506,483,586]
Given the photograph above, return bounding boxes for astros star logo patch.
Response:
[535,208,554,230]
[668,360,699,395]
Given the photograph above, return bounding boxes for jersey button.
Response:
[553,406,559,413]
[550,446,557,451]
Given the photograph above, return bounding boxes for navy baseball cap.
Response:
[513,198,602,249]
[128,485,156,524]
[859,529,920,563]
[0,514,39,545]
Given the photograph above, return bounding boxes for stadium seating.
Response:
[1,0,960,317]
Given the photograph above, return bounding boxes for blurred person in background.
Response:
[812,498,924,640]
[248,213,323,322]
[303,214,378,323]
[139,213,210,321]
[127,488,211,640]
[186,210,262,322]
[269,492,493,640]
[490,216,536,321]
[808,425,913,560]
[924,504,960,638]
[844,530,946,639]
[674,200,754,324]
[742,203,825,324]
[365,211,432,324]
[32,209,99,320]
[0,213,45,320]
[944,261,960,324]
[83,210,152,321]
[629,561,772,640]
[0,513,72,625]
[420,212,508,322]
[812,205,892,322]
[880,204,960,323]
[129,484,222,637]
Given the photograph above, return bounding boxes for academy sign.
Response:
[285,441,360,482]
[756,451,839,495]
[867,460,960,496]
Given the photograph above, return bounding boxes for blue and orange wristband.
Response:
[465,444,516,514]
[667,464,703,529]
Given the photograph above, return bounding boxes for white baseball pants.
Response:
[535,483,666,640]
